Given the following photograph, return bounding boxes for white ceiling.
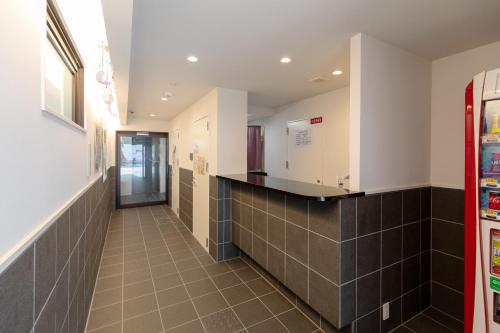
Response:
[104,0,500,121]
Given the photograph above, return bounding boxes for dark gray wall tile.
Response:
[421,219,430,251]
[0,245,34,333]
[309,233,339,284]
[209,198,216,221]
[231,182,241,201]
[232,223,241,247]
[285,256,308,301]
[420,187,431,219]
[357,271,380,317]
[57,210,70,276]
[340,281,356,327]
[402,288,420,322]
[421,251,430,283]
[286,196,308,228]
[240,228,253,255]
[432,187,464,223]
[432,251,464,292]
[432,219,464,258]
[253,235,268,269]
[268,215,285,251]
[231,200,240,223]
[420,283,430,310]
[209,175,217,198]
[340,198,356,240]
[241,184,253,204]
[309,269,340,327]
[55,265,69,332]
[34,289,56,333]
[340,240,356,283]
[268,245,285,282]
[382,191,402,230]
[357,194,381,236]
[382,262,401,303]
[35,222,57,318]
[253,187,267,211]
[252,208,267,240]
[309,201,340,241]
[402,256,420,293]
[240,204,253,231]
[223,220,231,242]
[268,191,285,219]
[357,233,381,277]
[402,222,420,259]
[382,227,402,267]
[402,189,420,224]
[286,223,308,265]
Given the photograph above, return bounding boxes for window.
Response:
[44,0,84,127]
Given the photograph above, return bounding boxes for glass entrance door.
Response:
[116,131,168,207]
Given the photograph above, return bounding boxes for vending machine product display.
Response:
[465,68,500,333]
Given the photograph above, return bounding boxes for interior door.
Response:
[116,131,168,208]
[192,117,209,250]
[171,129,180,216]
[286,118,324,185]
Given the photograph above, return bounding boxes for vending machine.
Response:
[465,68,500,333]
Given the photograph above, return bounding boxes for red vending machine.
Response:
[465,68,500,333]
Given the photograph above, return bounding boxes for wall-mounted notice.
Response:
[295,128,312,146]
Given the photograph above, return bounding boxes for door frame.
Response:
[115,131,169,209]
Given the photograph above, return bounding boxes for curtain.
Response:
[247,126,263,171]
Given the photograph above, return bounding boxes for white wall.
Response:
[431,40,500,189]
[168,88,247,222]
[0,0,118,269]
[168,89,219,171]
[217,88,248,175]
[350,33,431,192]
[250,87,350,187]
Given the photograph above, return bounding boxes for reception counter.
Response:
[208,173,365,329]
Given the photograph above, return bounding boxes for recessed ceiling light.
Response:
[332,69,343,75]
[150,114,157,117]
[187,55,198,63]
[280,57,291,64]
[161,97,168,101]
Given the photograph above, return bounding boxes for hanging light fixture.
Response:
[102,86,114,105]
[96,42,112,85]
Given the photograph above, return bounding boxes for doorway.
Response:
[171,129,180,216]
[192,117,209,250]
[286,118,324,185]
[116,131,169,208]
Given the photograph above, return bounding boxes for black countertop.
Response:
[217,174,364,201]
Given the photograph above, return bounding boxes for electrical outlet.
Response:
[382,302,390,320]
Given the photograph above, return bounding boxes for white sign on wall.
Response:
[295,128,312,146]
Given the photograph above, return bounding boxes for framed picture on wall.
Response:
[95,125,103,173]
[103,129,108,181]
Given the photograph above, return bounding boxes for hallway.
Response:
[86,206,324,333]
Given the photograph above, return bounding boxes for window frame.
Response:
[43,0,85,129]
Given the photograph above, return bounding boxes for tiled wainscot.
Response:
[0,168,115,333]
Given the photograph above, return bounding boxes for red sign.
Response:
[310,116,322,125]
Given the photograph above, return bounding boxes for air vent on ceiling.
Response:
[309,76,330,83]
